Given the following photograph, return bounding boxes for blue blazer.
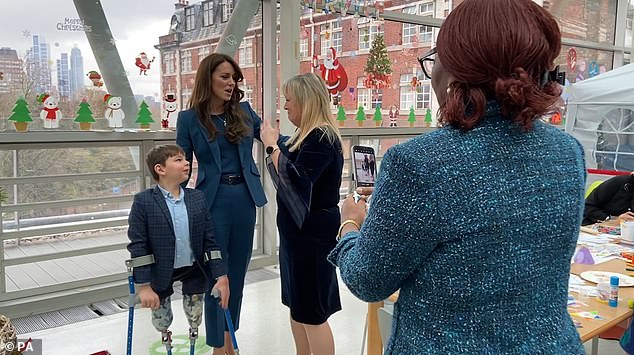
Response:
[127,186,227,293]
[176,101,267,208]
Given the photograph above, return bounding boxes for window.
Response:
[164,51,175,74]
[181,87,192,105]
[241,84,253,105]
[222,0,233,23]
[185,6,195,31]
[300,37,309,58]
[357,77,382,110]
[181,50,192,72]
[400,73,431,110]
[202,1,214,27]
[402,6,417,45]
[320,21,342,55]
[359,18,383,50]
[419,2,434,14]
[419,25,433,43]
[198,46,210,61]
[239,38,253,66]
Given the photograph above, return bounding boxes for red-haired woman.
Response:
[329,0,585,353]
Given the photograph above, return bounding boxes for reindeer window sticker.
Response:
[37,93,62,129]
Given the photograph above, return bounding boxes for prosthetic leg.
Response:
[183,294,204,355]
[124,255,155,355]
[151,296,174,355]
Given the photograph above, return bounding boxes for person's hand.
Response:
[619,212,634,222]
[341,187,373,227]
[137,284,160,309]
[212,275,230,309]
[260,118,280,147]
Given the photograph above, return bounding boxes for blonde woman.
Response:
[261,73,343,355]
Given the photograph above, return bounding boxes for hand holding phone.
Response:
[351,145,377,187]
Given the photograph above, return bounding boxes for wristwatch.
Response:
[266,145,279,155]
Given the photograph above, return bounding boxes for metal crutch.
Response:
[212,288,240,354]
[125,254,155,355]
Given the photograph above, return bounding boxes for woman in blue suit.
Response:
[176,53,266,355]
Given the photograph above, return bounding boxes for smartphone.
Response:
[351,145,377,187]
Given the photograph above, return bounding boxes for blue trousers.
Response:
[205,183,256,347]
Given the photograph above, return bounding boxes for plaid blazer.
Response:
[127,186,227,292]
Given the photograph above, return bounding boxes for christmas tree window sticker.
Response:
[373,104,382,127]
[8,97,32,133]
[364,34,392,90]
[356,106,367,127]
[75,99,96,131]
[424,107,432,127]
[136,100,155,129]
[336,104,347,127]
[408,107,416,127]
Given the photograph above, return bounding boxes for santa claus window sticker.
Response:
[135,52,155,76]
[313,47,349,106]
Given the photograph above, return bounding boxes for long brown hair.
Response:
[188,53,250,143]
[437,0,562,131]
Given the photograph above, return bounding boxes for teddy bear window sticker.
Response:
[103,94,125,130]
[37,93,62,129]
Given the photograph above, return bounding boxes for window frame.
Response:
[202,1,214,27]
[185,6,196,31]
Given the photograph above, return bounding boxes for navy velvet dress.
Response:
[268,127,343,324]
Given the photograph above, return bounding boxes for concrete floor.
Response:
[18,266,626,355]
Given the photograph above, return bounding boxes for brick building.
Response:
[156,0,452,128]
[0,47,24,94]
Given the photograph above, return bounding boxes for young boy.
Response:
[127,144,229,343]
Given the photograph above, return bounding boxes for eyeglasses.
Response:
[417,47,436,80]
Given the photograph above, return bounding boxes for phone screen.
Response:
[351,145,377,187]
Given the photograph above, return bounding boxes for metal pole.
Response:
[215,0,262,57]
[73,0,137,128]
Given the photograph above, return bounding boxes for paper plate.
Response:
[579,271,634,287]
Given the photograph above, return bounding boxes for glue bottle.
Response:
[609,276,619,307]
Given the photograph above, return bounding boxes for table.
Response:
[366,258,634,355]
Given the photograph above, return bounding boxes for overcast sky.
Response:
[0,0,178,97]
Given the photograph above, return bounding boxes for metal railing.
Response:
[0,127,430,317]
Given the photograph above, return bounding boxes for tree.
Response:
[136,100,154,128]
[356,106,366,127]
[75,100,96,130]
[363,34,392,89]
[424,108,433,127]
[0,186,7,204]
[408,106,416,127]
[8,97,32,132]
[373,104,382,126]
[336,105,347,127]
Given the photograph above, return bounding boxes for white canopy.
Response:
[565,64,634,171]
